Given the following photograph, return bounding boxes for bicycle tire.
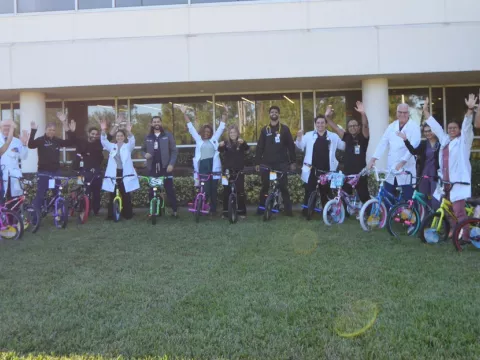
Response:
[386,202,420,238]
[158,195,165,217]
[77,195,89,225]
[0,209,23,241]
[54,198,68,229]
[419,211,449,244]
[452,217,480,252]
[306,191,317,221]
[228,193,238,224]
[113,199,121,223]
[263,193,275,222]
[150,197,158,225]
[24,205,41,234]
[359,199,387,232]
[195,196,203,223]
[323,198,345,226]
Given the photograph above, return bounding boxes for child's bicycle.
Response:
[5,176,41,235]
[419,180,474,244]
[139,175,170,225]
[452,207,480,252]
[323,170,366,226]
[0,203,23,241]
[386,175,436,238]
[68,171,102,225]
[188,172,221,223]
[258,166,296,222]
[104,174,136,223]
[222,169,245,224]
[300,167,330,220]
[38,174,72,229]
[359,168,405,232]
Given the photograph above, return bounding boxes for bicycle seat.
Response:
[466,198,480,207]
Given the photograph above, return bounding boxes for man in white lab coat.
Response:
[367,103,421,202]
[0,120,29,199]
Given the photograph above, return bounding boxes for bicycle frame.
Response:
[258,167,290,213]
[188,172,217,215]
[139,176,169,215]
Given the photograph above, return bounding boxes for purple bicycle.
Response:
[188,172,221,223]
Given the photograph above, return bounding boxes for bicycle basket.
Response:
[149,177,164,187]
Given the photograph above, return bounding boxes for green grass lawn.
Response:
[1,210,480,360]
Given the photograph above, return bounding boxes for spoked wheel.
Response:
[419,211,450,244]
[113,199,121,223]
[359,199,387,232]
[77,195,90,225]
[54,198,68,229]
[228,193,238,224]
[195,196,203,223]
[150,197,158,225]
[0,209,24,241]
[23,205,41,234]
[263,194,275,222]
[452,217,480,252]
[386,202,420,238]
[323,198,345,226]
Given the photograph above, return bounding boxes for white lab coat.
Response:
[426,115,473,203]
[187,121,226,185]
[295,130,345,183]
[373,119,421,185]
[0,137,28,197]
[101,134,140,193]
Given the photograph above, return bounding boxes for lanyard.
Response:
[266,123,282,135]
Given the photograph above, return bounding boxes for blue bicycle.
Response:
[359,168,406,231]
[39,174,72,229]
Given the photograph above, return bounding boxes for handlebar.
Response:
[259,166,297,176]
[104,174,136,184]
[370,167,412,183]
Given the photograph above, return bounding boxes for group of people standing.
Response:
[0,93,478,232]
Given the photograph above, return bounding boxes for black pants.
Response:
[199,158,218,213]
[303,171,331,208]
[33,171,61,210]
[259,164,292,213]
[108,169,133,220]
[223,172,246,216]
[148,166,178,212]
[343,176,370,204]
[83,169,102,215]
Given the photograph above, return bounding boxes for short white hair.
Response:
[397,103,409,112]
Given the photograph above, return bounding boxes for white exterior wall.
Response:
[0,0,479,91]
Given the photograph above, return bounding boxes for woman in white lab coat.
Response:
[424,95,476,239]
[100,118,139,220]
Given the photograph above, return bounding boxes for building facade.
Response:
[1,0,479,173]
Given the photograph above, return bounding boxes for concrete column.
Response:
[362,78,389,169]
[20,92,45,173]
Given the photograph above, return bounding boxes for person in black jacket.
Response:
[218,124,250,218]
[396,123,440,209]
[28,114,76,211]
[255,106,296,216]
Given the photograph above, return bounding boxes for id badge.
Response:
[269,172,277,181]
[354,145,360,155]
[77,176,84,185]
[275,134,280,144]
[48,179,55,189]
[221,176,228,186]
[154,141,158,150]
[79,160,84,168]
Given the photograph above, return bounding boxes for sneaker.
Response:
[171,211,178,218]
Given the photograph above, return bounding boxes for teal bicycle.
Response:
[139,176,169,225]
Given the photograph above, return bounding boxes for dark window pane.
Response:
[254,93,301,138]
[46,102,64,138]
[446,86,480,139]
[0,1,14,13]
[315,90,362,130]
[116,0,187,7]
[65,100,116,139]
[79,0,112,9]
[302,92,314,133]
[18,0,75,13]
[431,88,444,129]
[388,88,429,125]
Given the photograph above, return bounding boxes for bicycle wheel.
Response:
[386,202,420,238]
[54,198,68,229]
[113,198,121,223]
[419,211,449,244]
[150,197,158,225]
[306,191,318,221]
[0,209,23,241]
[452,217,480,252]
[323,198,345,225]
[359,199,387,232]
[158,195,165,217]
[23,204,41,234]
[195,196,203,223]
[263,193,275,222]
[228,193,238,224]
[77,195,89,225]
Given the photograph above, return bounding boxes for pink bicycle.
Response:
[188,172,221,223]
[322,169,367,226]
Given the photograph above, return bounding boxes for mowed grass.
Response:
[1,209,480,360]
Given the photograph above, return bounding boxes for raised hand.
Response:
[238,138,244,144]
[21,130,29,145]
[56,111,67,123]
[30,121,37,130]
[354,101,365,114]
[423,97,429,113]
[465,93,478,109]
[219,141,225,147]
[100,119,107,132]
[325,105,334,118]
[221,113,227,123]
[125,121,132,133]
[296,130,303,140]
[395,131,407,141]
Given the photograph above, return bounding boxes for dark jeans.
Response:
[343,176,370,204]
[223,172,246,216]
[259,163,292,213]
[303,170,331,208]
[418,175,440,210]
[33,171,61,210]
[83,169,102,215]
[199,158,218,213]
[149,166,178,212]
[383,179,414,211]
[108,169,133,220]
